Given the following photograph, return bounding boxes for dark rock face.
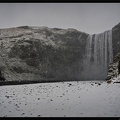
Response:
[0,71,5,81]
[106,62,118,80]
[106,52,120,81]
[0,26,89,81]
[106,22,120,81]
[112,22,120,58]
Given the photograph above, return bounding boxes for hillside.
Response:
[0,26,88,81]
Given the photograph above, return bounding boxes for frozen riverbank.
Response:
[0,80,120,117]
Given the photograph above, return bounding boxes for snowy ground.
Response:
[0,80,120,117]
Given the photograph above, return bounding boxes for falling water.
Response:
[82,30,113,80]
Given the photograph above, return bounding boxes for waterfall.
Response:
[82,30,113,80]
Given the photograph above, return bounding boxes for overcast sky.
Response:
[0,3,120,34]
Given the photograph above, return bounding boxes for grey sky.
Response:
[0,3,120,34]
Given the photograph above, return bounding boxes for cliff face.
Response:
[106,22,120,81]
[106,54,119,81]
[112,22,120,58]
[0,26,89,81]
[0,22,120,81]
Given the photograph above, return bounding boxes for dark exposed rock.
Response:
[106,75,112,80]
[0,71,5,81]
[106,52,120,81]
[0,26,89,81]
[112,22,120,58]
[107,22,120,77]
[106,22,120,82]
[107,80,112,84]
[17,26,30,29]
[114,81,120,83]
[118,61,120,75]
[108,68,113,72]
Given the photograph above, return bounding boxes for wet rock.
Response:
[112,22,120,58]
[0,71,5,81]
[113,81,120,83]
[106,76,112,80]
[106,52,120,81]
[107,80,112,84]
[108,68,113,72]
